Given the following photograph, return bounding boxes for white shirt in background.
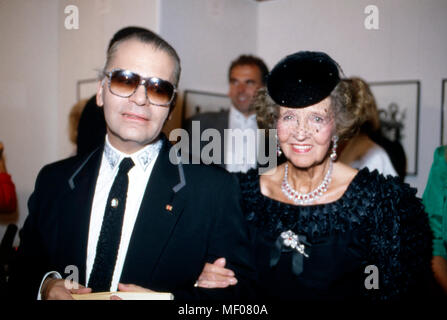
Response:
[225,106,259,173]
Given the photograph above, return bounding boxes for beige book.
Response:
[72,291,174,300]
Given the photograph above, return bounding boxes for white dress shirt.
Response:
[86,135,162,291]
[225,106,259,173]
[37,135,162,298]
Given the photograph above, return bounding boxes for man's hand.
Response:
[117,283,154,292]
[110,283,155,300]
[42,278,91,300]
[196,257,237,288]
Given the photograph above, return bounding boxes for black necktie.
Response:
[88,157,135,292]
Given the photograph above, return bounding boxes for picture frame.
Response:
[369,80,420,176]
[182,89,230,123]
[441,79,447,145]
[76,78,98,102]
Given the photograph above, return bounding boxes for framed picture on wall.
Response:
[441,79,447,145]
[182,90,231,122]
[369,80,420,176]
[76,78,98,102]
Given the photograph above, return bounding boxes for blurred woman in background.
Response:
[338,77,399,177]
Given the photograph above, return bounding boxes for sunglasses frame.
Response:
[103,68,177,107]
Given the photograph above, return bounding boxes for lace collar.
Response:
[103,135,163,172]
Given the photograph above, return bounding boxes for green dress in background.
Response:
[423,146,447,259]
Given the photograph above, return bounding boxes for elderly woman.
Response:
[197,51,432,301]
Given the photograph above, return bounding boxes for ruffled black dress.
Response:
[237,168,433,301]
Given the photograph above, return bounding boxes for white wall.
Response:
[159,0,258,94]
[0,0,59,244]
[257,0,447,195]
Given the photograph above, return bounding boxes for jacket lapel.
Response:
[214,110,228,168]
[120,138,186,285]
[55,148,102,286]
[221,110,229,167]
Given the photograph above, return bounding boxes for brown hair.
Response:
[253,88,278,135]
[343,77,381,135]
[228,55,269,85]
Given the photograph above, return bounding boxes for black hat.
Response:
[267,51,341,108]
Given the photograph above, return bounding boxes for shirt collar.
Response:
[229,105,257,122]
[104,135,163,172]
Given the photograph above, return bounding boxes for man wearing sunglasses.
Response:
[10,27,256,300]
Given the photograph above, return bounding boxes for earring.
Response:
[330,135,339,161]
[276,134,282,157]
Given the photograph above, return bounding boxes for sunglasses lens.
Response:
[107,69,175,105]
[146,78,175,105]
[109,70,139,97]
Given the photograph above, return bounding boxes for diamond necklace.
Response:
[281,160,333,205]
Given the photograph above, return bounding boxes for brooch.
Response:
[281,230,309,258]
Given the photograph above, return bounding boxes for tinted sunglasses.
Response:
[103,68,177,106]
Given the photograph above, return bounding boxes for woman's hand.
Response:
[196,257,237,288]
[432,256,447,294]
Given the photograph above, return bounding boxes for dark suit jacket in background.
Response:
[184,110,229,169]
[9,135,257,300]
[76,95,106,157]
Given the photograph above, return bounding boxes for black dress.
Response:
[237,168,433,301]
